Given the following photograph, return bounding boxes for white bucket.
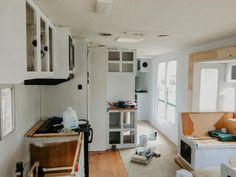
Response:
[176,169,193,177]
[139,135,148,146]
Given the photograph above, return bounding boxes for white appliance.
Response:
[137,59,151,72]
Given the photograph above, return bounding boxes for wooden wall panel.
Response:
[181,112,234,137]
[214,112,234,130]
[181,113,194,136]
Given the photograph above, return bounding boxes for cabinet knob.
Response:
[32,40,37,47]
[44,46,48,52]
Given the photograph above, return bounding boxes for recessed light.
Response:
[115,37,143,43]
[98,32,112,37]
[157,34,169,38]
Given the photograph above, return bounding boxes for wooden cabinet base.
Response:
[30,141,77,168]
[28,134,84,177]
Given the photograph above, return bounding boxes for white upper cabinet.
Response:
[26,0,74,80]
[53,27,70,79]
[26,0,55,79]
[0,0,74,84]
[108,50,136,75]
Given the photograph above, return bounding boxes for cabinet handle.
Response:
[32,40,37,47]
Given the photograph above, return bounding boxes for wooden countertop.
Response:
[25,120,79,138]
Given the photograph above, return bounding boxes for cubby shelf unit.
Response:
[107,109,137,149]
[107,50,136,74]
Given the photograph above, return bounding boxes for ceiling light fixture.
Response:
[115,37,144,43]
[96,0,113,16]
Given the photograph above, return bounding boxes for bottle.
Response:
[63,107,79,130]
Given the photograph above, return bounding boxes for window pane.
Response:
[220,87,235,111]
[1,88,13,137]
[166,104,176,124]
[199,69,218,111]
[158,100,166,118]
[167,61,177,105]
[157,62,166,101]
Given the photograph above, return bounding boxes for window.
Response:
[0,87,15,139]
[157,60,177,123]
[199,69,219,111]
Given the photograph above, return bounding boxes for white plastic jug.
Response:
[63,107,79,130]
[139,135,148,146]
[176,169,193,177]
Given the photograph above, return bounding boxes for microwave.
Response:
[69,36,75,71]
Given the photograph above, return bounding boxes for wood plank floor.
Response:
[89,151,128,177]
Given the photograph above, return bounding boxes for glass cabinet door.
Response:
[40,18,47,72]
[40,19,54,72]
[49,27,53,72]
[26,3,37,71]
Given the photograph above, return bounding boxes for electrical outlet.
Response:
[78,84,83,90]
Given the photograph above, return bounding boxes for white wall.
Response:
[135,69,153,121]
[150,36,236,144]
[0,0,41,175]
[0,0,26,84]
[88,47,107,151]
[41,39,88,119]
[107,74,135,102]
[0,84,40,177]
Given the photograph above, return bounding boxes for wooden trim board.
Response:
[71,134,83,175]
[175,155,193,171]
[25,120,45,137]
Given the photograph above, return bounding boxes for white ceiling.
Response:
[35,0,236,57]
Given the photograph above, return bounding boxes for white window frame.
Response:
[156,60,177,124]
[0,85,15,139]
[192,63,223,112]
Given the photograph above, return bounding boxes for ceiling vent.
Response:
[96,0,113,16]
[98,32,112,37]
